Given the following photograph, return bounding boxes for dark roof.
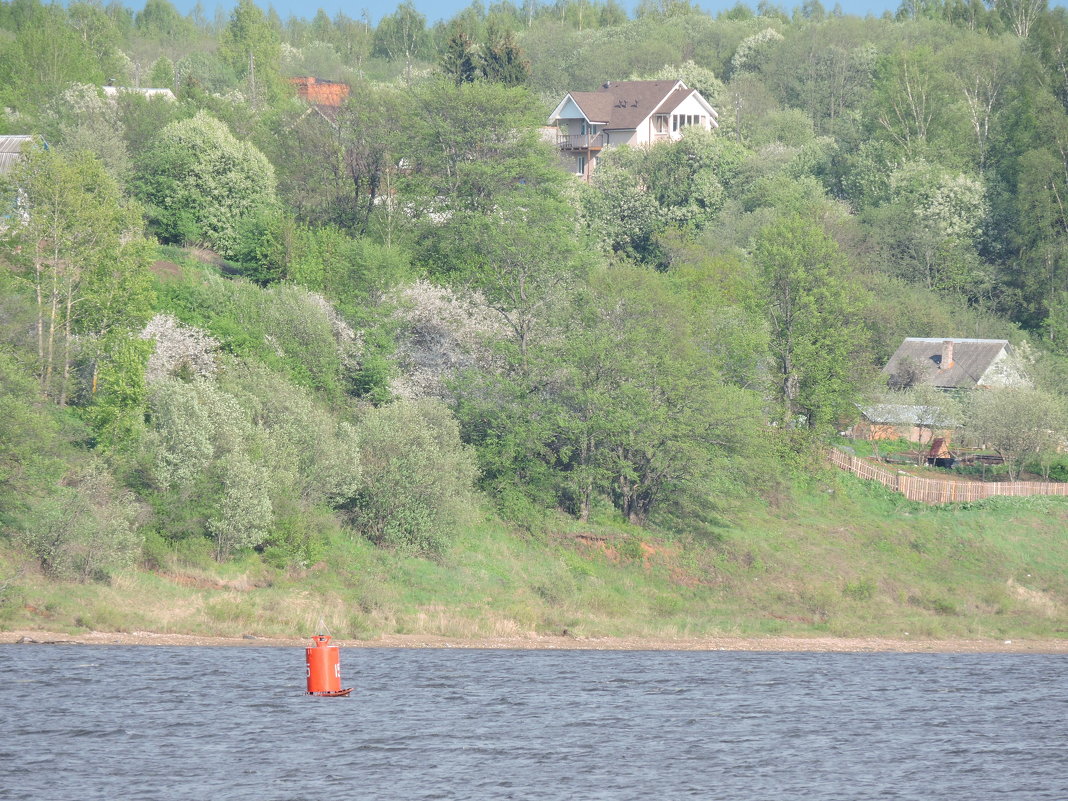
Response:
[569,80,685,129]
[653,88,697,116]
[882,338,1011,389]
[565,91,616,124]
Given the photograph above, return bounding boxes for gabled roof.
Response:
[549,80,715,130]
[560,91,616,125]
[857,403,957,427]
[654,88,698,115]
[882,337,1013,389]
[0,135,36,174]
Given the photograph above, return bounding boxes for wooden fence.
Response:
[827,448,1068,504]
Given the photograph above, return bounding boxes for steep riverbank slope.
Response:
[3,474,1067,644]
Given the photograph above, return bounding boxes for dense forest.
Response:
[3,0,1068,598]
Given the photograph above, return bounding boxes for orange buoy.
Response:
[305,633,353,697]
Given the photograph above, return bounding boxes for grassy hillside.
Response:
[4,471,1066,642]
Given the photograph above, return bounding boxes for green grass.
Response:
[3,468,1068,641]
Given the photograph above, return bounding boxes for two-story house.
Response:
[546,79,718,181]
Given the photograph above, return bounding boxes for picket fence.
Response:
[827,447,1068,504]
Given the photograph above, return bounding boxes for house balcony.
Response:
[557,133,605,150]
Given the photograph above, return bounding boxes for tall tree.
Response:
[870,46,947,158]
[0,3,114,114]
[400,80,554,218]
[454,264,766,524]
[136,111,278,257]
[275,83,401,235]
[373,1,430,83]
[995,0,1047,38]
[942,34,1020,172]
[481,25,531,85]
[217,0,284,107]
[755,215,865,432]
[134,0,196,43]
[8,148,148,407]
[440,28,481,84]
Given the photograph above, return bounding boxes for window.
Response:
[577,155,586,175]
[673,114,702,132]
[654,115,668,134]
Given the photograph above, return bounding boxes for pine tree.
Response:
[480,28,530,87]
[440,30,480,85]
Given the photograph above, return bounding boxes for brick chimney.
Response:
[941,339,955,370]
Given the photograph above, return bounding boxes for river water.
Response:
[0,646,1065,800]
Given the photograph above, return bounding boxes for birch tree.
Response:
[943,35,1020,173]
[996,0,1047,38]
[10,148,144,406]
[871,47,945,157]
[373,1,429,84]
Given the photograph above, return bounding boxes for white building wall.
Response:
[666,94,717,138]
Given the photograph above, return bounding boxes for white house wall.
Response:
[606,128,638,146]
[667,94,718,130]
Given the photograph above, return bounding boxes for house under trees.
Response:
[546,79,718,181]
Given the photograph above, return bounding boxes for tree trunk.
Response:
[43,251,60,397]
[578,433,592,522]
[58,279,75,406]
[34,245,45,382]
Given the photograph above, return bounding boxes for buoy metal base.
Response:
[308,688,353,697]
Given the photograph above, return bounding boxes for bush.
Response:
[155,273,346,396]
[146,364,362,559]
[1025,455,1068,482]
[0,352,66,522]
[16,459,143,582]
[349,399,479,556]
[136,111,277,257]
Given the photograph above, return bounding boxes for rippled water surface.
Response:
[1,646,1066,800]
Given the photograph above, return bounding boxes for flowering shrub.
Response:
[147,362,361,559]
[141,314,221,383]
[388,280,505,400]
[730,27,784,76]
[137,111,277,256]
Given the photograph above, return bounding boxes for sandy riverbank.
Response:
[3,629,1067,652]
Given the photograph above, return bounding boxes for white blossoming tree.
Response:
[136,111,277,257]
